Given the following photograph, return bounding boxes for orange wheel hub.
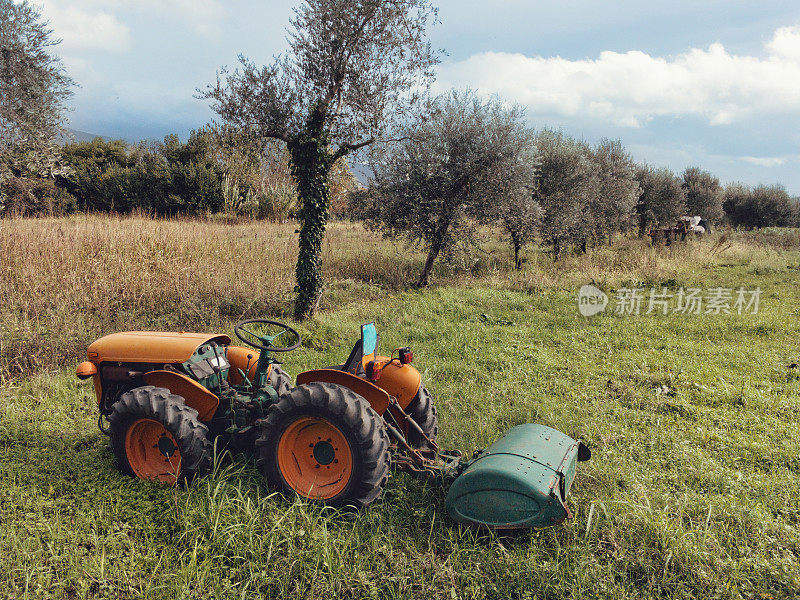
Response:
[277,416,352,499]
[125,418,182,484]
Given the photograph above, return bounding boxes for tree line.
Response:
[0,132,357,220]
[2,133,227,217]
[4,122,796,246]
[351,91,800,280]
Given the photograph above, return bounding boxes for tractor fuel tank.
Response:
[446,424,588,529]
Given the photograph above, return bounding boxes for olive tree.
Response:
[723,183,796,229]
[721,183,752,228]
[202,0,439,318]
[362,91,536,286]
[497,147,541,270]
[500,181,542,270]
[0,0,74,180]
[588,139,639,244]
[635,165,687,235]
[682,166,723,223]
[534,130,596,258]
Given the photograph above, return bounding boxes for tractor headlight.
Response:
[76,361,98,380]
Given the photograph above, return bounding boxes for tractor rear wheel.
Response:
[108,386,212,485]
[268,364,292,396]
[405,384,439,449]
[255,382,390,508]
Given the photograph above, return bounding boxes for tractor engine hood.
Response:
[87,331,232,364]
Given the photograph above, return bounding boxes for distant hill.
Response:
[56,128,110,145]
[58,128,140,144]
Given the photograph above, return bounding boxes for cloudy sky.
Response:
[38,0,800,193]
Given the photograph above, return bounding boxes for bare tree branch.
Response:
[332,137,375,161]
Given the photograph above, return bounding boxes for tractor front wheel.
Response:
[108,386,212,485]
[255,382,390,508]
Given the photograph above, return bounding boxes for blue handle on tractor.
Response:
[446,424,584,529]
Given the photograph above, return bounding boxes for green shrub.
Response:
[0,176,77,216]
[58,132,224,216]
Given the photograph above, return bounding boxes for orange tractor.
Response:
[77,320,589,528]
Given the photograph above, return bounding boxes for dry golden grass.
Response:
[0,215,422,378]
[0,214,796,380]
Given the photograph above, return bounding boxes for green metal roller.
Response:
[446,424,590,529]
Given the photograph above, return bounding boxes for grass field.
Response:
[1,215,800,599]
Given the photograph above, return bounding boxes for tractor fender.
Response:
[366,357,421,410]
[295,369,391,415]
[143,370,219,421]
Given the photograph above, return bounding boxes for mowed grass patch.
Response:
[2,251,800,598]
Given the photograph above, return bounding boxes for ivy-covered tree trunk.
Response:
[511,234,522,270]
[288,111,333,320]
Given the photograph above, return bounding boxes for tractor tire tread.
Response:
[254,381,390,509]
[405,384,439,449]
[268,364,293,396]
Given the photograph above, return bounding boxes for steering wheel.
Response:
[234,319,302,352]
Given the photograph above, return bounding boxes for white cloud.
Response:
[741,156,789,167]
[768,26,800,62]
[39,2,131,53]
[38,0,225,50]
[436,26,800,128]
[165,0,225,37]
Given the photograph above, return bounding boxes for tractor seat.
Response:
[328,338,367,375]
[325,362,366,376]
